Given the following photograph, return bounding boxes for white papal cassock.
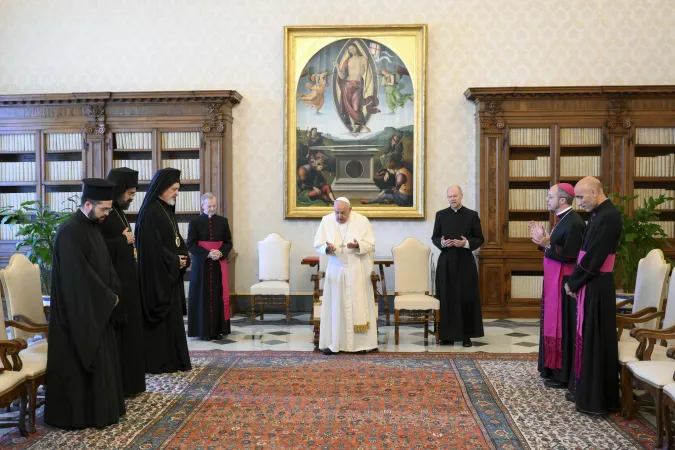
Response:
[314,211,378,352]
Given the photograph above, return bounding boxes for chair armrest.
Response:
[311,271,326,303]
[370,271,380,283]
[0,338,27,372]
[616,299,634,309]
[13,314,48,328]
[370,272,380,305]
[616,311,664,327]
[634,329,675,342]
[618,306,658,318]
[6,319,49,335]
[631,324,675,339]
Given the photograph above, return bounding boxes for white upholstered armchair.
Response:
[250,233,292,323]
[391,238,440,345]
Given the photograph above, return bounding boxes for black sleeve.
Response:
[547,219,585,264]
[218,218,233,259]
[137,208,182,323]
[186,219,209,260]
[431,211,444,250]
[467,212,484,251]
[567,214,622,293]
[52,227,117,371]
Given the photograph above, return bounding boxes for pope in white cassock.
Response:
[314,198,378,355]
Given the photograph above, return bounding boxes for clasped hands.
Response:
[179,255,189,268]
[440,236,467,248]
[208,249,222,261]
[527,221,550,247]
[122,227,135,245]
[325,239,359,254]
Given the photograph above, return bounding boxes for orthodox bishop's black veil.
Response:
[135,167,181,237]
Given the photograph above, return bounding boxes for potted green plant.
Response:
[1,198,76,295]
[611,193,674,293]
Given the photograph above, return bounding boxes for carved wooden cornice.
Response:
[84,105,106,135]
[606,98,631,129]
[0,90,243,107]
[202,102,225,134]
[479,98,506,134]
[464,85,675,101]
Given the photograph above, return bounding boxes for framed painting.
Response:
[284,25,427,219]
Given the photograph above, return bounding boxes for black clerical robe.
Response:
[537,208,585,384]
[567,199,623,414]
[136,199,191,374]
[432,206,485,341]
[99,203,146,396]
[186,213,233,339]
[44,210,125,429]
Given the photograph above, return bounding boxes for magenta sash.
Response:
[542,257,575,369]
[198,241,230,320]
[573,250,615,378]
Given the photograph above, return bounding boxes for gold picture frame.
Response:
[284,24,427,219]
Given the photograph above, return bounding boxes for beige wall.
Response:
[1,0,674,293]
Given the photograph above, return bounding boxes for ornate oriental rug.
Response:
[0,351,657,449]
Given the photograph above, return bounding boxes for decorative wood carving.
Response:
[607,98,631,129]
[479,98,506,134]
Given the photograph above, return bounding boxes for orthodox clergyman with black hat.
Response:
[100,167,146,396]
[135,168,192,374]
[45,178,126,429]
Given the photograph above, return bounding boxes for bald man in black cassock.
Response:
[432,186,485,347]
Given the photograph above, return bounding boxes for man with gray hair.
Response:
[186,192,233,340]
[314,197,378,354]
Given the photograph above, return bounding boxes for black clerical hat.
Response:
[107,167,139,199]
[81,178,115,201]
[107,167,139,190]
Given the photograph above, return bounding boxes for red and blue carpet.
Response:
[0,351,657,449]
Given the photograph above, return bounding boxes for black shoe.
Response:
[564,392,574,402]
[544,379,568,389]
[462,338,473,347]
[322,348,336,355]
[439,340,454,346]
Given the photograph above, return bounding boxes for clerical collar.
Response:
[556,206,572,216]
[451,205,462,212]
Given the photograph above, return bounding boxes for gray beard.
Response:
[166,198,176,206]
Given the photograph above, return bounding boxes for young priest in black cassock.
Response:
[100,167,146,396]
[432,186,485,347]
[186,193,233,339]
[45,178,125,429]
[565,177,623,414]
[529,184,585,389]
[135,168,192,374]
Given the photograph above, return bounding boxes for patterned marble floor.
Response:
[186,314,542,353]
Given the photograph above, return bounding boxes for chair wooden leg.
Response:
[394,309,400,345]
[665,402,673,450]
[313,320,320,351]
[621,365,634,418]
[286,295,290,324]
[657,391,665,449]
[250,295,256,323]
[18,388,27,437]
[27,379,38,433]
[424,312,429,340]
[434,310,440,344]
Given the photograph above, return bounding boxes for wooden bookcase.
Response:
[464,86,675,318]
[0,91,242,268]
